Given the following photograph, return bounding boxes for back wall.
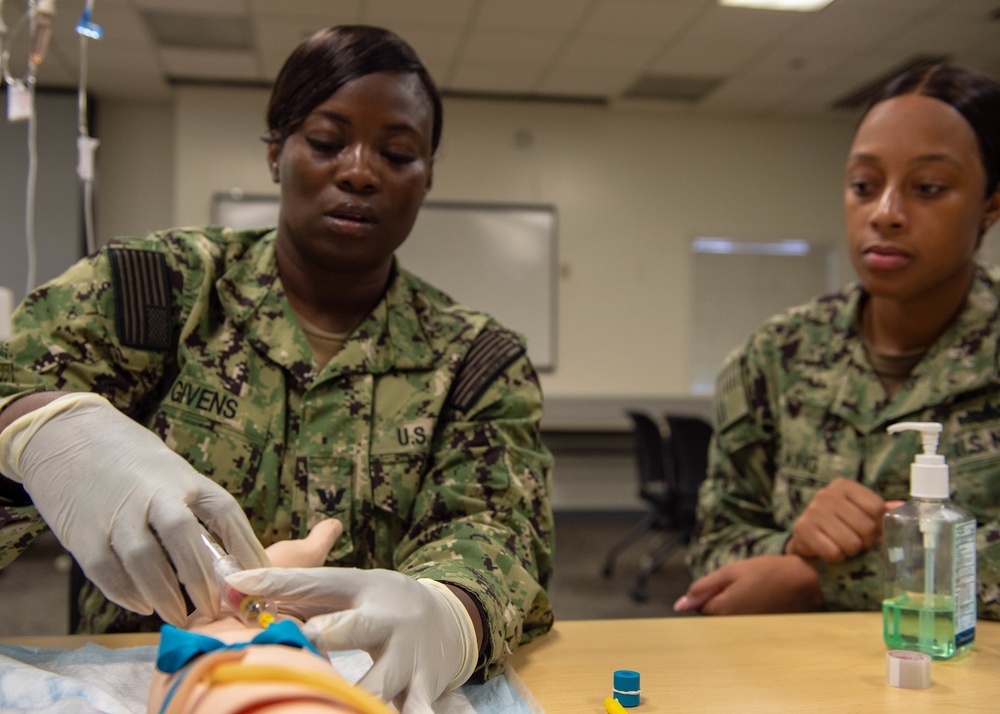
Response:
[98,87,861,399]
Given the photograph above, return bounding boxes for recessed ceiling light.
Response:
[719,0,836,11]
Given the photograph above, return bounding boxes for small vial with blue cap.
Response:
[612,669,640,707]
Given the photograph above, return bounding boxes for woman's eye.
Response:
[383,151,416,165]
[848,180,875,197]
[914,182,945,197]
[307,138,343,154]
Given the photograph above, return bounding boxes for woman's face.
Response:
[845,93,1000,303]
[269,71,434,277]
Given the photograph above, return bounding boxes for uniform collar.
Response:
[822,266,1000,432]
[217,237,439,384]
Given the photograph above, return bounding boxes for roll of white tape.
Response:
[886,650,931,689]
[0,286,13,341]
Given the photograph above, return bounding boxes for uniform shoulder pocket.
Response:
[713,354,765,453]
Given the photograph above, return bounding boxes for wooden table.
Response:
[3,612,998,712]
[508,612,1000,713]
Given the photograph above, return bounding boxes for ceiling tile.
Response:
[133,0,247,15]
[159,48,261,82]
[651,38,766,76]
[578,0,707,40]
[886,15,1000,55]
[87,45,171,100]
[558,34,666,71]
[681,5,809,45]
[475,0,594,32]
[253,19,330,78]
[789,0,944,50]
[449,61,548,94]
[538,65,637,97]
[934,0,1000,20]
[697,74,799,115]
[362,0,477,29]
[250,0,361,18]
[460,30,562,65]
[741,43,853,78]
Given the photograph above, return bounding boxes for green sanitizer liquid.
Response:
[882,592,968,659]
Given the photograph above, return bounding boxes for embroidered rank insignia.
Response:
[449,328,525,412]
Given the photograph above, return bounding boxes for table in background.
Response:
[508,612,1000,713]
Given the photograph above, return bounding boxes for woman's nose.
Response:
[870,187,906,232]
[336,144,378,193]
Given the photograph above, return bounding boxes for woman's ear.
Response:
[985,189,1000,228]
[424,160,434,196]
[266,142,281,183]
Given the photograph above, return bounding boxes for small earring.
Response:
[984,218,995,232]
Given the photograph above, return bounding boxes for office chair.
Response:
[662,415,713,544]
[602,411,714,602]
[626,414,714,601]
[601,411,674,599]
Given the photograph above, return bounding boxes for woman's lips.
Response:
[323,210,375,235]
[864,248,911,271]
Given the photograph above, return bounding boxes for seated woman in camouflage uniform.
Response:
[677,64,1000,619]
[0,25,553,712]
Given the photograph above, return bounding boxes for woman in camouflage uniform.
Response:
[0,25,553,712]
[677,64,1000,620]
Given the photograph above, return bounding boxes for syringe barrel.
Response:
[201,531,277,627]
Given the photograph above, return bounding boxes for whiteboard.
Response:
[212,195,558,370]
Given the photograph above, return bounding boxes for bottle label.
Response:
[954,519,977,643]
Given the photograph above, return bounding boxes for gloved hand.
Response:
[0,392,269,625]
[226,566,479,713]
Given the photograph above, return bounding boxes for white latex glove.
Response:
[0,392,269,625]
[226,567,479,713]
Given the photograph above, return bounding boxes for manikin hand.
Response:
[0,392,269,625]
[784,477,904,562]
[227,565,479,714]
[673,555,824,615]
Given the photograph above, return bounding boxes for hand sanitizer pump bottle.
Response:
[882,422,977,659]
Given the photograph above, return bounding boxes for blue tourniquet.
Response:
[155,620,322,673]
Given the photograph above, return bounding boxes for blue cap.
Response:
[613,669,640,707]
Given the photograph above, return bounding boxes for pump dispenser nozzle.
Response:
[887,422,948,499]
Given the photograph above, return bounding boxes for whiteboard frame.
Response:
[210,193,559,372]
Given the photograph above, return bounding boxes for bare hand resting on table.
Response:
[783,477,904,562]
[673,555,824,615]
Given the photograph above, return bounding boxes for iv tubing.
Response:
[77,0,97,254]
[25,62,38,295]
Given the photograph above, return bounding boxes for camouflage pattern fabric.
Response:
[688,264,1000,620]
[0,226,554,680]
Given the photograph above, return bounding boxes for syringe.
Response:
[200,530,277,629]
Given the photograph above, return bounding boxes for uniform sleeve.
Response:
[685,343,791,578]
[0,241,180,567]
[392,331,554,682]
[977,521,1000,620]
